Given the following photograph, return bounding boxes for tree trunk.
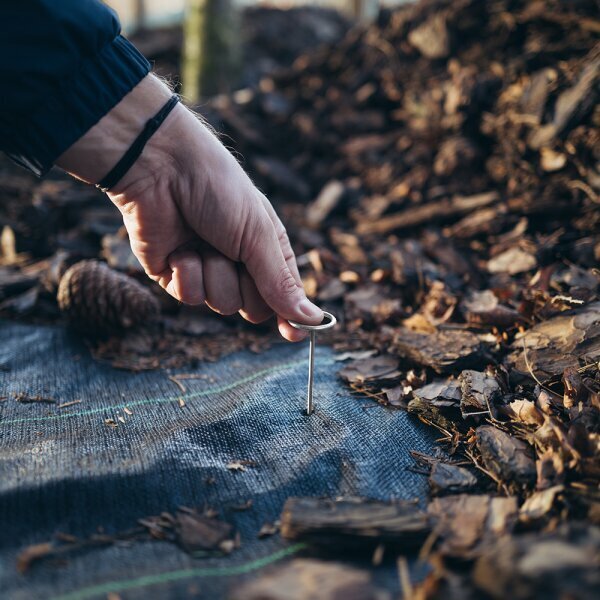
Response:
[133,0,146,34]
[351,0,379,21]
[182,0,240,104]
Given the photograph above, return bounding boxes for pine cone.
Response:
[57,260,159,334]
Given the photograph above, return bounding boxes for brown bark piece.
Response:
[391,328,486,373]
[519,485,564,524]
[487,247,537,275]
[411,379,461,408]
[337,355,401,385]
[408,378,461,430]
[408,12,450,59]
[476,425,536,487]
[174,510,234,554]
[229,558,389,600]
[344,285,402,324]
[461,290,524,329]
[506,302,600,381]
[428,494,518,558]
[528,51,600,149]
[429,463,478,496]
[473,524,600,599]
[459,370,502,418]
[280,497,431,548]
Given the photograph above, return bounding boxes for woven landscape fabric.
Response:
[0,320,436,599]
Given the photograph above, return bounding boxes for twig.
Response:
[568,179,599,204]
[462,409,491,416]
[397,556,413,600]
[58,400,82,409]
[521,338,562,399]
[15,393,56,404]
[418,529,439,563]
[167,376,186,394]
[464,447,510,496]
[416,415,453,442]
[550,294,584,305]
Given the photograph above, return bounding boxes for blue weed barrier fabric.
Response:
[0,320,437,599]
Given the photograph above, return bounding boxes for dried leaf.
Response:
[488,248,537,275]
[519,485,564,523]
[175,511,234,554]
[508,399,544,426]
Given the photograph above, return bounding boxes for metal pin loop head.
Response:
[288,312,337,415]
[288,311,337,332]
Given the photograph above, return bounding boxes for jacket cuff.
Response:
[7,35,150,177]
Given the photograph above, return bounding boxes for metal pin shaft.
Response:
[287,311,337,416]
[307,330,315,415]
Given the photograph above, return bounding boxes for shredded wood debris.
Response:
[16,506,236,573]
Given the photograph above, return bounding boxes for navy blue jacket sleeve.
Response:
[0,0,151,176]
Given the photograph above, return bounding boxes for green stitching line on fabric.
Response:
[1,358,330,426]
[50,543,307,600]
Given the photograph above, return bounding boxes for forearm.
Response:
[56,75,173,185]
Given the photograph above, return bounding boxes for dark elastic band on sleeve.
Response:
[96,95,179,192]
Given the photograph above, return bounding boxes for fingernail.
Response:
[298,298,323,321]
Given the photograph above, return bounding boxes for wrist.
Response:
[55,74,173,185]
[107,100,226,200]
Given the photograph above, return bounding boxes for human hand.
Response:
[57,75,322,341]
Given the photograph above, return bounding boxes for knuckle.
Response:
[208,302,241,316]
[271,267,300,301]
[206,294,242,316]
[238,212,264,264]
[276,226,296,263]
[240,308,272,324]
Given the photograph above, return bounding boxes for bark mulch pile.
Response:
[199,1,599,596]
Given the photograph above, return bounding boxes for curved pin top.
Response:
[288,311,337,332]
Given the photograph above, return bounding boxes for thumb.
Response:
[241,208,323,326]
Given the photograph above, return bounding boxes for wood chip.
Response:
[280,497,431,548]
[229,559,381,600]
[429,463,478,496]
[476,425,536,487]
[392,328,486,374]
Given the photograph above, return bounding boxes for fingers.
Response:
[277,315,308,342]
[203,248,243,315]
[240,201,323,327]
[166,249,205,304]
[238,266,273,324]
[169,247,306,345]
